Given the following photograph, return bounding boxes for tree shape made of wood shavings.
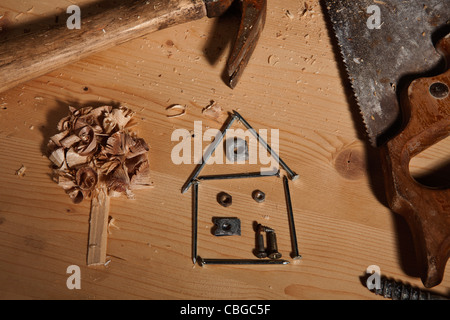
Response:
[47,105,152,204]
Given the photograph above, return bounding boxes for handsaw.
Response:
[325,0,450,288]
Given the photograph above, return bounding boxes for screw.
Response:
[254,224,267,258]
[266,229,282,259]
[371,277,448,300]
[258,225,274,233]
[199,258,289,266]
[429,82,449,99]
[283,176,302,260]
[232,110,299,181]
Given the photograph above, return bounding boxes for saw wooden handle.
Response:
[381,35,450,288]
[0,0,206,93]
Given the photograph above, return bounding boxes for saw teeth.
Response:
[326,7,375,146]
[324,0,448,148]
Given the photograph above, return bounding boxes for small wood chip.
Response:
[166,104,186,118]
[15,165,26,177]
[202,100,224,121]
[268,55,279,66]
[108,216,120,234]
[285,10,294,20]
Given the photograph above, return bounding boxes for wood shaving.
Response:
[202,100,224,121]
[166,104,186,118]
[108,216,120,234]
[285,10,294,20]
[48,105,152,204]
[15,165,26,177]
[268,55,279,66]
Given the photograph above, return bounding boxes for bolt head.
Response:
[255,251,268,258]
[429,82,449,99]
[268,252,282,259]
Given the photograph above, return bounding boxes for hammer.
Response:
[0,0,267,93]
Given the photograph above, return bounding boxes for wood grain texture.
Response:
[87,189,110,266]
[381,40,450,288]
[0,0,207,93]
[0,0,449,300]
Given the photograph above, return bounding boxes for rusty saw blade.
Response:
[325,0,449,146]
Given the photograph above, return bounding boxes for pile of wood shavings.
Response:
[47,105,152,204]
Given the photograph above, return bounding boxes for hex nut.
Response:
[252,190,265,203]
[225,137,249,162]
[217,192,232,207]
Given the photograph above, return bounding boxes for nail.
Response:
[283,176,302,260]
[232,110,299,181]
[199,258,289,266]
[192,181,198,265]
[197,169,280,181]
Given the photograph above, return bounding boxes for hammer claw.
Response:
[227,0,267,88]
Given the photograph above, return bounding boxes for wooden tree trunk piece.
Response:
[87,188,110,266]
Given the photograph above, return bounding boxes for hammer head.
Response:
[205,0,267,88]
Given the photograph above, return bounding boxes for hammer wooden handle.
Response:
[0,0,206,93]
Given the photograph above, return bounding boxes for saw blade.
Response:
[325,0,449,146]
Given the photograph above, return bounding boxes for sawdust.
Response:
[298,1,320,19]
[285,10,294,20]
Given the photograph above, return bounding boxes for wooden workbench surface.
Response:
[0,0,448,300]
